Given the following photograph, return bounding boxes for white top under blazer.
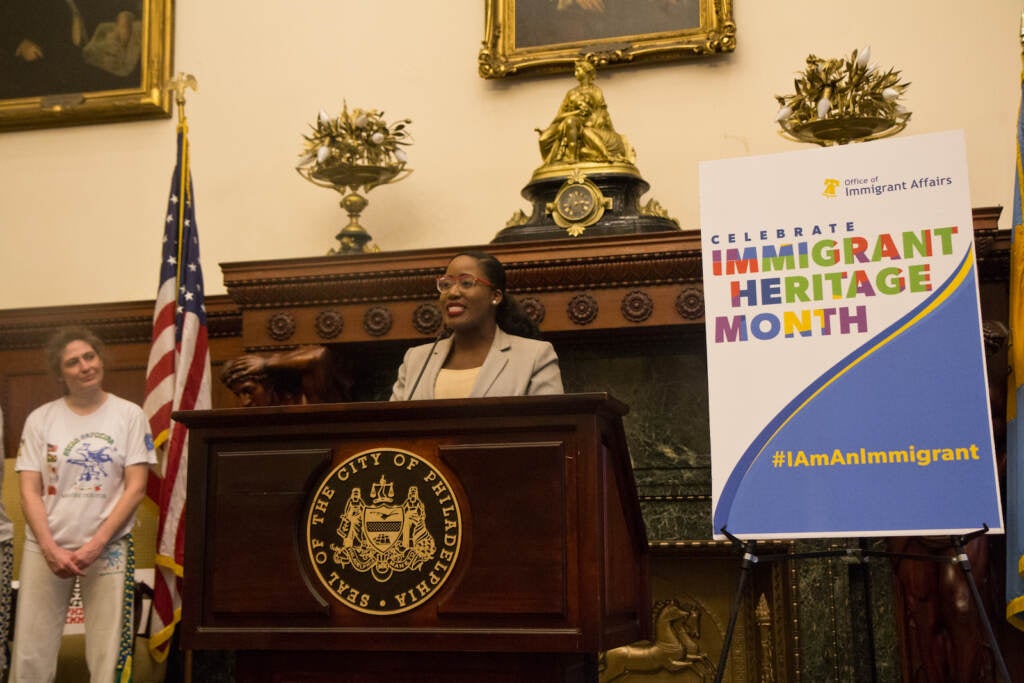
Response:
[390,328,563,401]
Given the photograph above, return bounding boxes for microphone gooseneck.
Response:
[407,327,451,399]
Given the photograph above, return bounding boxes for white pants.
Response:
[10,537,131,683]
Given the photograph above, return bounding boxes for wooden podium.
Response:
[178,393,649,682]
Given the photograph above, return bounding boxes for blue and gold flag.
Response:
[1006,64,1024,630]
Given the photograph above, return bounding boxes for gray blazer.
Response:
[390,328,563,401]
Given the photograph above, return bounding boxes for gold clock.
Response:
[546,171,612,236]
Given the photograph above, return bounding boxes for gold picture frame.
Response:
[0,0,173,132]
[479,0,735,79]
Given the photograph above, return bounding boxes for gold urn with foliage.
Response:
[775,47,910,146]
[297,103,412,254]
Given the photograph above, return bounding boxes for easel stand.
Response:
[713,525,1011,683]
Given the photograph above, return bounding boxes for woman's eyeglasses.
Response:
[436,274,495,293]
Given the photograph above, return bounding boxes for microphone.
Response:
[407,326,451,399]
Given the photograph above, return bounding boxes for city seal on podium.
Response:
[305,447,463,615]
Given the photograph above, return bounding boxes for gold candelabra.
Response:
[775,47,910,146]
[296,103,412,254]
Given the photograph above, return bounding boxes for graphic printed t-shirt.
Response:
[16,394,156,550]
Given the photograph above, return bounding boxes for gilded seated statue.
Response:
[536,60,634,167]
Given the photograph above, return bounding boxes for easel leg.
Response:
[715,529,758,683]
[950,528,1011,683]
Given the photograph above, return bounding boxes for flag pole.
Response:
[164,74,198,292]
[147,70,201,683]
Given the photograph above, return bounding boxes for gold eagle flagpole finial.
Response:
[165,73,198,124]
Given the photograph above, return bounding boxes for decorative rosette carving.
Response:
[315,310,344,339]
[675,286,705,320]
[363,306,393,337]
[620,290,653,323]
[567,293,598,326]
[412,303,443,336]
[519,297,546,326]
[266,312,296,341]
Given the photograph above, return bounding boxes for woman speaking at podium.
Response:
[390,251,563,400]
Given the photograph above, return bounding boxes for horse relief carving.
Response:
[600,599,715,682]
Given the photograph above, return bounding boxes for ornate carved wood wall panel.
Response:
[221,231,707,350]
[220,211,1006,352]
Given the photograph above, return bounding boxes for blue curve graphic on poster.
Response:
[713,249,1000,536]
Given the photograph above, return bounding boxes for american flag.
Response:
[143,122,211,661]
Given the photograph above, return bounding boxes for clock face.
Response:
[557,185,596,221]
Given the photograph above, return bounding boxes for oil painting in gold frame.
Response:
[0,0,172,132]
[479,0,735,79]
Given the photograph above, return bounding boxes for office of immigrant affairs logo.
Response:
[305,447,462,615]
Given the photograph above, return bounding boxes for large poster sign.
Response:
[700,131,1003,539]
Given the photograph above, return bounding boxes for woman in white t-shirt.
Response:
[10,327,156,682]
